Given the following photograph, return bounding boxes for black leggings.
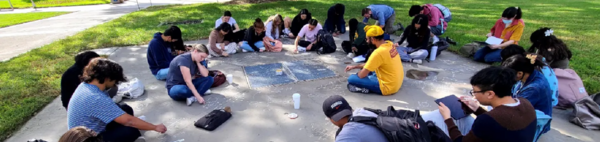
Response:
[101,103,141,142]
[298,40,320,51]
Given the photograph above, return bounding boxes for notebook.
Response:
[434,95,469,119]
[485,36,503,45]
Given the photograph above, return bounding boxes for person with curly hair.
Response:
[528,27,572,69]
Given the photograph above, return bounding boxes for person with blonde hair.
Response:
[263,14,284,52]
[167,44,213,106]
[59,126,103,142]
[345,25,403,95]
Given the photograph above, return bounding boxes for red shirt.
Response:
[490,19,525,45]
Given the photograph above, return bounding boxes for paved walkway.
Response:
[0,0,228,62]
[7,32,598,141]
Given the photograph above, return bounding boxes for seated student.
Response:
[263,14,284,52]
[216,11,245,43]
[241,18,267,52]
[362,4,399,34]
[409,4,448,36]
[284,9,312,38]
[394,14,430,64]
[294,19,323,53]
[166,44,213,106]
[59,126,103,142]
[502,54,553,117]
[324,3,346,36]
[501,45,559,107]
[474,7,524,63]
[147,26,181,80]
[421,66,537,142]
[207,23,236,57]
[345,26,403,95]
[343,18,369,58]
[68,58,167,142]
[528,27,572,69]
[322,95,388,142]
[61,51,103,110]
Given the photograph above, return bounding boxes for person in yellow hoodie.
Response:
[345,25,404,95]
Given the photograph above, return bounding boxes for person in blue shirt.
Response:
[501,44,559,107]
[324,3,346,37]
[362,4,399,34]
[502,54,553,116]
[147,26,181,80]
[67,58,167,142]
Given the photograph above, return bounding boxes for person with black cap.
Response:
[322,95,387,142]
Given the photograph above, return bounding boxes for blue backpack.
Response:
[433,4,451,18]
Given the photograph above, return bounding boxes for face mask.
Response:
[502,19,513,25]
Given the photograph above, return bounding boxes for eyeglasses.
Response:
[469,90,488,96]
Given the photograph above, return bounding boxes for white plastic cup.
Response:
[430,46,438,61]
[293,93,301,109]
[226,74,233,84]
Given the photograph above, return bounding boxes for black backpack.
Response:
[194,109,232,131]
[350,106,432,142]
[425,38,450,59]
[316,30,337,54]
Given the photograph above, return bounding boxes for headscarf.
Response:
[364,25,384,37]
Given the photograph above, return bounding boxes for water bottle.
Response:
[292,93,301,109]
[430,46,438,61]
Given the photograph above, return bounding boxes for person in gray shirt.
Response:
[322,95,388,142]
[166,44,213,106]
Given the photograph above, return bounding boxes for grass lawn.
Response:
[0,12,69,28]
[1,0,599,140]
[0,0,109,8]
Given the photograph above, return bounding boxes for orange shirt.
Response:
[490,19,525,45]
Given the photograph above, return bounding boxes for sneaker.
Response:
[186,96,197,106]
[134,137,146,142]
[347,84,370,94]
[446,37,457,45]
[347,53,355,58]
[205,89,211,94]
[412,59,423,64]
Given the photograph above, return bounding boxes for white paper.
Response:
[352,55,366,63]
[485,36,503,45]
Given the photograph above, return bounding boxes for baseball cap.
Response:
[322,95,353,121]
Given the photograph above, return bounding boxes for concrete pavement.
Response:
[0,0,229,62]
[6,32,598,141]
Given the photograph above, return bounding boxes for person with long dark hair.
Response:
[502,54,553,120]
[474,7,524,63]
[324,3,346,36]
[284,9,312,38]
[294,19,322,53]
[241,18,267,52]
[263,14,284,52]
[528,27,572,69]
[207,23,236,57]
[342,18,369,58]
[409,4,448,36]
[394,14,431,64]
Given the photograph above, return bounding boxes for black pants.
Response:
[342,41,369,56]
[101,103,141,142]
[298,40,320,51]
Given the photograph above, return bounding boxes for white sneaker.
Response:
[347,53,355,58]
[412,59,423,64]
[205,89,211,94]
[242,49,249,52]
[186,96,197,106]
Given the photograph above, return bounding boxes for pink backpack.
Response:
[554,68,588,108]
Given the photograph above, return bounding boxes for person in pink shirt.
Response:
[409,4,447,36]
[294,19,322,53]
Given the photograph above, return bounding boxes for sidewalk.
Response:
[0,0,228,62]
[6,32,597,141]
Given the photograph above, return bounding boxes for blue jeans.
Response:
[168,76,214,101]
[398,47,428,61]
[240,41,265,52]
[347,73,382,94]
[421,109,475,137]
[473,46,502,63]
[155,68,169,80]
[324,18,346,34]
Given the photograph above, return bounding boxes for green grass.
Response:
[1,0,599,140]
[0,12,69,28]
[0,0,109,8]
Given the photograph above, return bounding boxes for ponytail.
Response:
[502,6,522,19]
[501,54,546,74]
